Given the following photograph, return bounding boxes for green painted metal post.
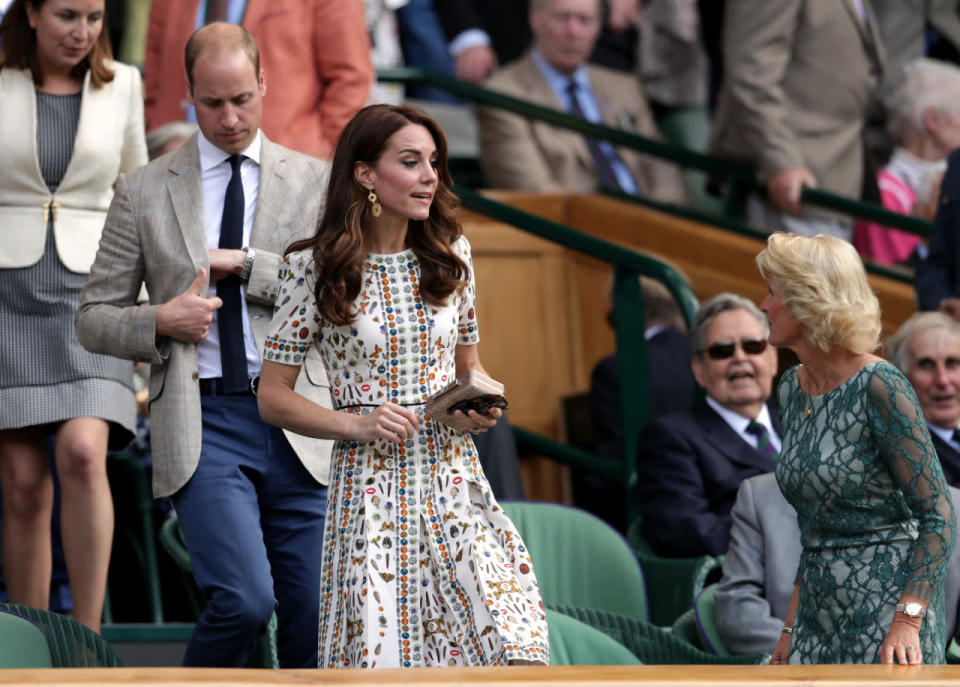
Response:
[612,266,649,525]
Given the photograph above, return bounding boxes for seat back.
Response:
[627,517,722,626]
[694,583,730,656]
[546,609,641,665]
[0,609,53,668]
[552,604,765,665]
[500,501,648,621]
[0,603,120,667]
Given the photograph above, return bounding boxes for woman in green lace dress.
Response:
[756,233,955,665]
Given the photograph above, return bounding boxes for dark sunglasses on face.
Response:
[703,338,768,360]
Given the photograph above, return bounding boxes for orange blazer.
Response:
[144,0,373,159]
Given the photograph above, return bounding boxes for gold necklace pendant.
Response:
[804,405,812,419]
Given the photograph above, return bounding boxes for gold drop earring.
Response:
[368,190,382,218]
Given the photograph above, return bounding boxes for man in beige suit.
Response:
[475,0,687,203]
[76,24,332,668]
[708,0,885,240]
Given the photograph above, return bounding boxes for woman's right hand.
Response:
[352,403,420,444]
[770,631,791,665]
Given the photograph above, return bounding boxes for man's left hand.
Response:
[208,248,245,283]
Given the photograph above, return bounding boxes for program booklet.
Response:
[425,370,507,432]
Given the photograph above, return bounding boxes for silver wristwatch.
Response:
[239,247,256,282]
[895,602,926,619]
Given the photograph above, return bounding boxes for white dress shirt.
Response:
[706,396,782,454]
[928,423,960,452]
[196,130,263,380]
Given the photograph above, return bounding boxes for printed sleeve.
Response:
[262,251,322,365]
[454,236,479,345]
[868,364,956,601]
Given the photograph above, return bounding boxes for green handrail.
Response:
[455,186,697,523]
[379,67,933,238]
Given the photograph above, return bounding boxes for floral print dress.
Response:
[264,236,549,668]
[776,362,955,664]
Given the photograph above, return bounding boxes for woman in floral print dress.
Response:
[257,104,549,668]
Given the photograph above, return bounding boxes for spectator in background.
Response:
[887,312,960,487]
[715,473,960,656]
[145,121,198,160]
[0,0,147,632]
[435,0,641,85]
[394,0,459,103]
[475,0,687,201]
[917,149,960,316]
[635,293,780,558]
[854,59,960,266]
[709,0,884,241]
[583,275,695,531]
[637,0,709,117]
[144,0,373,160]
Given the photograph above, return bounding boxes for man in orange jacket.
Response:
[144,0,373,160]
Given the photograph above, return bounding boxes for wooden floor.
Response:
[5,665,960,687]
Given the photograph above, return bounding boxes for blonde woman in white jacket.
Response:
[0,0,146,632]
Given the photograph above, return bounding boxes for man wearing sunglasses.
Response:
[635,293,780,558]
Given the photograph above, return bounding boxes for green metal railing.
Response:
[380,67,933,240]
[456,187,697,523]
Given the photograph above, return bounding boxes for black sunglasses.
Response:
[703,338,768,360]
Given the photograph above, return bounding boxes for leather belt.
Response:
[198,376,260,397]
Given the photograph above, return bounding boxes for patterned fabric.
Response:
[746,421,778,461]
[0,92,134,441]
[776,362,955,664]
[264,237,549,668]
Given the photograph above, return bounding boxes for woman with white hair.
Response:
[757,232,955,664]
[854,58,960,265]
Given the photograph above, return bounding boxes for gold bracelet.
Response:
[782,626,793,634]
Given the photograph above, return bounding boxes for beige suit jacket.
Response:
[0,62,148,272]
[76,134,334,498]
[476,52,688,204]
[708,0,884,204]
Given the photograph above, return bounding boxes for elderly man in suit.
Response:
[143,0,372,160]
[635,293,779,558]
[474,0,687,202]
[76,24,332,668]
[708,0,884,240]
[887,312,960,486]
[714,473,960,655]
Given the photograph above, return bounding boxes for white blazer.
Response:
[0,61,148,273]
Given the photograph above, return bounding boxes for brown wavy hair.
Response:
[0,0,115,88]
[288,104,467,326]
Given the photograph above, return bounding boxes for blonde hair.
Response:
[755,233,880,354]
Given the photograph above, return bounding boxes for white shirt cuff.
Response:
[449,29,492,57]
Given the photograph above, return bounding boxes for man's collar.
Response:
[197,129,262,172]
[928,422,960,446]
[530,47,589,92]
[705,395,774,434]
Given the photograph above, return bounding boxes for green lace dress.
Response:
[776,361,955,664]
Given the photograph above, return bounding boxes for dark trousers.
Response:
[172,394,326,668]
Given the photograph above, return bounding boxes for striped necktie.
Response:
[565,80,637,194]
[746,421,779,461]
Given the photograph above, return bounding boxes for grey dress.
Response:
[0,91,135,446]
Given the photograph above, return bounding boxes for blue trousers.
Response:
[172,394,326,668]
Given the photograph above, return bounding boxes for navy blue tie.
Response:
[217,154,248,392]
[566,80,638,194]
